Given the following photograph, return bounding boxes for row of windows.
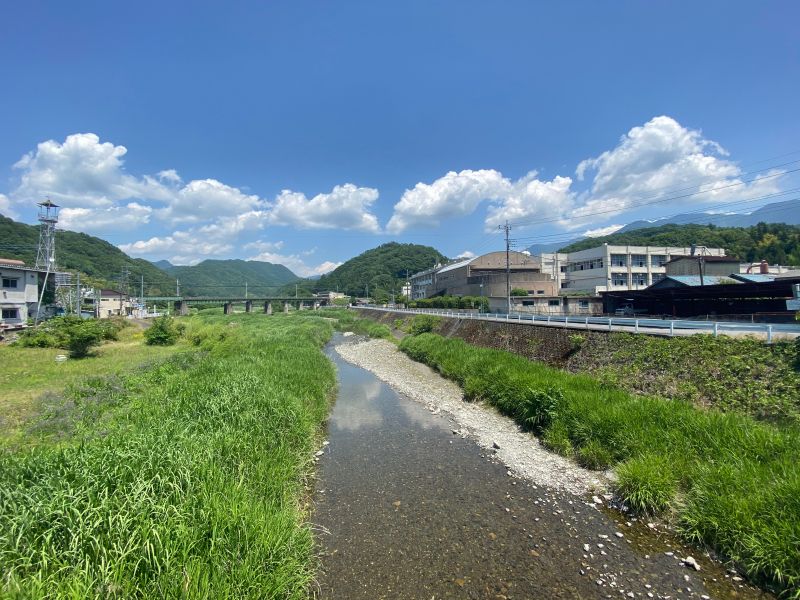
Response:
[2,277,20,289]
[1,308,19,319]
[609,254,667,268]
[611,274,651,287]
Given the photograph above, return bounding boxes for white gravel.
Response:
[335,337,609,496]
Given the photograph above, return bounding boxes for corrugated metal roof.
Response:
[732,273,775,283]
[661,275,737,286]
[437,258,473,274]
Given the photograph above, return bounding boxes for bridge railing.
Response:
[354,306,800,342]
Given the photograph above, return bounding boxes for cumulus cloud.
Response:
[119,231,234,265]
[268,184,381,232]
[59,202,153,234]
[0,194,17,219]
[455,250,476,259]
[387,116,785,234]
[387,169,507,233]
[247,249,341,278]
[157,179,265,224]
[573,115,782,220]
[387,169,575,233]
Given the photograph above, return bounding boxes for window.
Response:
[612,273,628,287]
[632,273,648,287]
[579,300,589,308]
[548,299,560,306]
[651,254,667,267]
[610,254,627,267]
[536,290,545,294]
[1,308,19,319]
[652,273,666,284]
[2,278,19,289]
[631,254,647,268]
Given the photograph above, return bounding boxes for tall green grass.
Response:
[400,333,800,598]
[0,313,335,598]
[323,308,393,339]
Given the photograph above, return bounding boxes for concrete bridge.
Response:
[142,296,328,316]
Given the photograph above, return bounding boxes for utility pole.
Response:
[75,272,80,315]
[140,275,144,313]
[499,220,511,314]
[295,283,298,299]
[245,280,248,299]
[176,278,180,297]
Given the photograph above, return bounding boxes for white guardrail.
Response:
[355,306,800,343]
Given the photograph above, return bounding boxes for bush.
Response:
[409,314,442,336]
[510,288,528,297]
[144,315,180,346]
[14,316,116,357]
[616,453,677,514]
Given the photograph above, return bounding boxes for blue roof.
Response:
[656,275,738,287]
[731,273,775,283]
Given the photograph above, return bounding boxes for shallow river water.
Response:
[312,335,773,600]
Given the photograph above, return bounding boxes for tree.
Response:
[511,288,529,297]
[144,315,180,346]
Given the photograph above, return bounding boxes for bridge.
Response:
[141,296,329,315]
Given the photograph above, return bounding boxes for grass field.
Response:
[0,324,184,446]
[400,332,800,598]
[0,313,335,598]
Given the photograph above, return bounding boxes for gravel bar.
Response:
[335,337,608,496]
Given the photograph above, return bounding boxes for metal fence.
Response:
[356,306,800,343]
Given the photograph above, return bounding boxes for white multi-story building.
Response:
[540,244,727,294]
[0,259,46,328]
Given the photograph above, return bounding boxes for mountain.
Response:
[165,259,299,296]
[314,242,447,297]
[618,198,800,232]
[557,222,800,265]
[0,214,175,294]
[153,259,175,270]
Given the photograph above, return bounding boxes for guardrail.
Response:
[355,306,800,342]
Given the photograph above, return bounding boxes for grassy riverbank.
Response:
[0,313,335,598]
[400,332,800,598]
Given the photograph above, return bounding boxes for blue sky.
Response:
[1,1,798,275]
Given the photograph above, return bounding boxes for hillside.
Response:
[0,214,175,294]
[558,222,800,265]
[314,242,447,297]
[161,259,299,296]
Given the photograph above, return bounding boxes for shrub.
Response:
[14,316,111,357]
[616,453,677,514]
[409,314,442,336]
[144,315,180,346]
[60,319,106,358]
[510,288,528,297]
[568,334,586,351]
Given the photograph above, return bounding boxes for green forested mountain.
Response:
[558,223,800,265]
[314,242,447,297]
[160,259,299,296]
[0,214,175,294]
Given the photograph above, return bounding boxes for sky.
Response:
[1,1,799,276]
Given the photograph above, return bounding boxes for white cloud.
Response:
[0,194,17,219]
[455,250,476,259]
[244,239,284,252]
[483,172,575,231]
[573,115,781,220]
[59,202,153,233]
[269,184,381,232]
[12,133,174,208]
[157,179,266,224]
[583,224,624,238]
[387,169,507,233]
[247,249,341,278]
[119,231,234,265]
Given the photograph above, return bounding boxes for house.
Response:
[0,258,47,329]
[87,289,132,318]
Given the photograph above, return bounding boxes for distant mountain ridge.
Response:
[314,242,447,297]
[0,213,175,294]
[526,198,800,256]
[159,259,299,297]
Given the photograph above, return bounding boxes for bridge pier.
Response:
[173,300,189,316]
[223,302,233,315]
[245,300,253,313]
[283,302,289,314]
[264,302,273,315]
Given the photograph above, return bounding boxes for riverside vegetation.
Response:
[399,329,800,598]
[0,312,335,597]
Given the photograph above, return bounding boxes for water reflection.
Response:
[329,378,384,431]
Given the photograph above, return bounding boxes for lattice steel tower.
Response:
[35,198,59,271]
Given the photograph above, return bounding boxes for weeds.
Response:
[0,313,335,597]
[399,332,800,598]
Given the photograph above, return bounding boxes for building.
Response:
[409,251,557,301]
[540,244,727,294]
[0,258,47,329]
[495,294,603,316]
[665,255,741,278]
[88,289,132,318]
